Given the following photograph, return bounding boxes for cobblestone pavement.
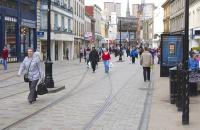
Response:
[0,56,153,130]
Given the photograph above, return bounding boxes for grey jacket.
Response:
[18,56,43,81]
[140,51,153,67]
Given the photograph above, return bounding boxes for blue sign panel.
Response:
[37,31,44,37]
[161,34,183,67]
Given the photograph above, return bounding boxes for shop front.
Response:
[0,0,37,62]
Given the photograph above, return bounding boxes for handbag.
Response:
[24,59,33,83]
[37,79,48,95]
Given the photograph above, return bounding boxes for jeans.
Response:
[143,67,151,81]
[3,59,7,70]
[103,60,110,72]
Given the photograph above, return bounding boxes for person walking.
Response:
[130,47,138,64]
[80,48,83,62]
[2,46,8,70]
[86,47,91,67]
[89,47,99,73]
[66,48,69,60]
[140,47,153,82]
[102,49,111,73]
[126,47,130,57]
[18,48,43,104]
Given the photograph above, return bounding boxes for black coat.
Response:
[89,50,99,62]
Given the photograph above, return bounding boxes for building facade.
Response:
[73,0,85,58]
[85,5,102,47]
[162,0,170,33]
[170,0,184,34]
[189,0,200,48]
[0,0,37,62]
[132,4,140,18]
[104,2,121,21]
[84,13,95,48]
[39,0,74,61]
[142,3,155,45]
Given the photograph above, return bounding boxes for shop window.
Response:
[1,0,17,9]
[20,27,35,57]
[5,20,17,57]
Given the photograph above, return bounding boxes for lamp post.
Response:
[182,0,189,125]
[119,18,122,61]
[45,0,54,88]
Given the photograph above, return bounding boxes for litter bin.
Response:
[169,67,177,104]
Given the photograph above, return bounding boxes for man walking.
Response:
[66,48,69,60]
[80,48,83,62]
[2,46,8,70]
[89,47,99,73]
[140,47,153,82]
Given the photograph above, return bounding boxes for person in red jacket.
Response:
[102,48,111,73]
[2,46,9,70]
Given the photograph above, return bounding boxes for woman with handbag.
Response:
[18,48,43,104]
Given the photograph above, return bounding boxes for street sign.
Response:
[37,31,44,37]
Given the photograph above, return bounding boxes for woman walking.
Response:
[18,48,43,104]
[102,49,111,73]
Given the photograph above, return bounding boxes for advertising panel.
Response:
[160,34,184,77]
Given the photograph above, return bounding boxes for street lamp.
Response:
[182,0,189,125]
[119,18,122,61]
[45,0,54,88]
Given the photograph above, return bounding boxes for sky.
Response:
[85,0,163,16]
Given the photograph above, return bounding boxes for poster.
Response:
[161,34,183,67]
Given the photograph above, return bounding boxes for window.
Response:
[68,19,71,31]
[61,16,65,31]
[40,11,47,30]
[0,0,17,9]
[54,14,58,30]
[5,19,17,57]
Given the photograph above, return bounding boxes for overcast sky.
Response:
[85,0,164,16]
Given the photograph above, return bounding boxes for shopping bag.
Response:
[109,62,114,68]
[37,80,48,95]
[88,61,91,68]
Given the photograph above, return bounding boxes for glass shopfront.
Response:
[20,26,35,57]
[5,17,17,58]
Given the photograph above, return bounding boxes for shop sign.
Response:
[21,19,36,28]
[5,16,17,22]
[37,31,44,37]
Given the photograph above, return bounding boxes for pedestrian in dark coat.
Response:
[126,47,130,57]
[66,48,69,60]
[89,47,99,72]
